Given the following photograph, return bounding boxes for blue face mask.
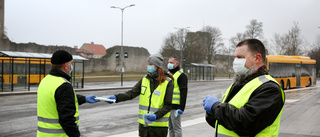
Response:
[69,64,73,74]
[167,63,174,70]
[147,65,157,73]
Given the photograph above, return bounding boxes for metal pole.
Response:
[111,4,135,87]
[228,40,231,79]
[120,9,124,87]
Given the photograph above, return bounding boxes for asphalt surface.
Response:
[0,78,319,137]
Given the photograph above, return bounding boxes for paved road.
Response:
[0,79,319,137]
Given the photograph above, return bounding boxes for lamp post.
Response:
[228,39,231,79]
[223,38,231,79]
[174,27,190,69]
[111,4,135,86]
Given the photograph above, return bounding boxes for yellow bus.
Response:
[266,55,317,90]
[0,57,51,84]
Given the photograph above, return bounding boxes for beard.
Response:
[233,68,258,85]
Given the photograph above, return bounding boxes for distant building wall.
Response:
[3,42,76,54]
[83,46,150,73]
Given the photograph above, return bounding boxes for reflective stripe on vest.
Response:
[37,75,79,136]
[172,70,183,105]
[138,76,171,127]
[216,75,285,137]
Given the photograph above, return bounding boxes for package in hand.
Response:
[95,97,116,103]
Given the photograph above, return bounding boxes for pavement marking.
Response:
[105,117,206,137]
[284,86,317,92]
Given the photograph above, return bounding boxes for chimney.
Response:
[91,42,94,44]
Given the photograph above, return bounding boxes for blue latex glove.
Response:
[146,114,157,121]
[106,95,117,104]
[175,109,184,117]
[203,95,219,114]
[177,109,183,115]
[86,95,99,103]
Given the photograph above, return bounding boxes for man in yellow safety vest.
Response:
[37,50,99,137]
[167,56,188,137]
[203,39,285,137]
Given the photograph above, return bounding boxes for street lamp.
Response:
[174,27,190,69]
[111,4,135,87]
[228,39,231,79]
[223,38,232,79]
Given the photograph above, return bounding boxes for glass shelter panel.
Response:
[72,61,84,88]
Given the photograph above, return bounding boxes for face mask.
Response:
[69,64,73,74]
[167,63,175,70]
[147,65,157,73]
[233,58,249,75]
[233,55,256,75]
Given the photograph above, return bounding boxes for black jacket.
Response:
[206,66,285,136]
[168,66,188,111]
[51,69,86,137]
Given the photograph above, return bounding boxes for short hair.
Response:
[236,39,266,63]
[169,56,179,62]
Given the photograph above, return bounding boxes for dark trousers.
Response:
[139,124,168,137]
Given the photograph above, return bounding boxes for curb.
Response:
[0,86,133,96]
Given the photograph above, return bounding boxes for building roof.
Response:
[83,43,106,55]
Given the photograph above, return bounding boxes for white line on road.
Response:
[284,86,318,92]
[106,117,206,137]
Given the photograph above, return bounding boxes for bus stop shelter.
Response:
[0,51,87,91]
[184,63,215,81]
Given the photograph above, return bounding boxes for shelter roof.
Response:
[0,51,88,60]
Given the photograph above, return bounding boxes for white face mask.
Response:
[233,58,249,75]
[233,56,255,75]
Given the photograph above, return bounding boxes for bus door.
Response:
[312,66,317,85]
[295,64,301,87]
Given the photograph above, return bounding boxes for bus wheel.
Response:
[280,81,285,90]
[286,80,290,89]
[307,78,311,87]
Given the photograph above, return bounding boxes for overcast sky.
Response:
[4,0,320,54]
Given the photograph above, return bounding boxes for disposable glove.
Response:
[175,109,183,117]
[203,95,219,114]
[106,95,117,104]
[146,114,157,121]
[86,95,99,103]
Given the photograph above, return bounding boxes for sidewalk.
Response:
[0,81,137,96]
[0,77,232,96]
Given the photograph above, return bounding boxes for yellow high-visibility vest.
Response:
[37,75,79,137]
[215,75,285,137]
[172,69,183,105]
[138,76,171,127]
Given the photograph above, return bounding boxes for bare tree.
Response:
[245,19,264,39]
[160,33,179,57]
[160,28,190,67]
[312,34,320,49]
[272,22,303,55]
[175,28,189,66]
[201,26,223,64]
[230,19,265,53]
[308,35,320,76]
[230,33,247,53]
